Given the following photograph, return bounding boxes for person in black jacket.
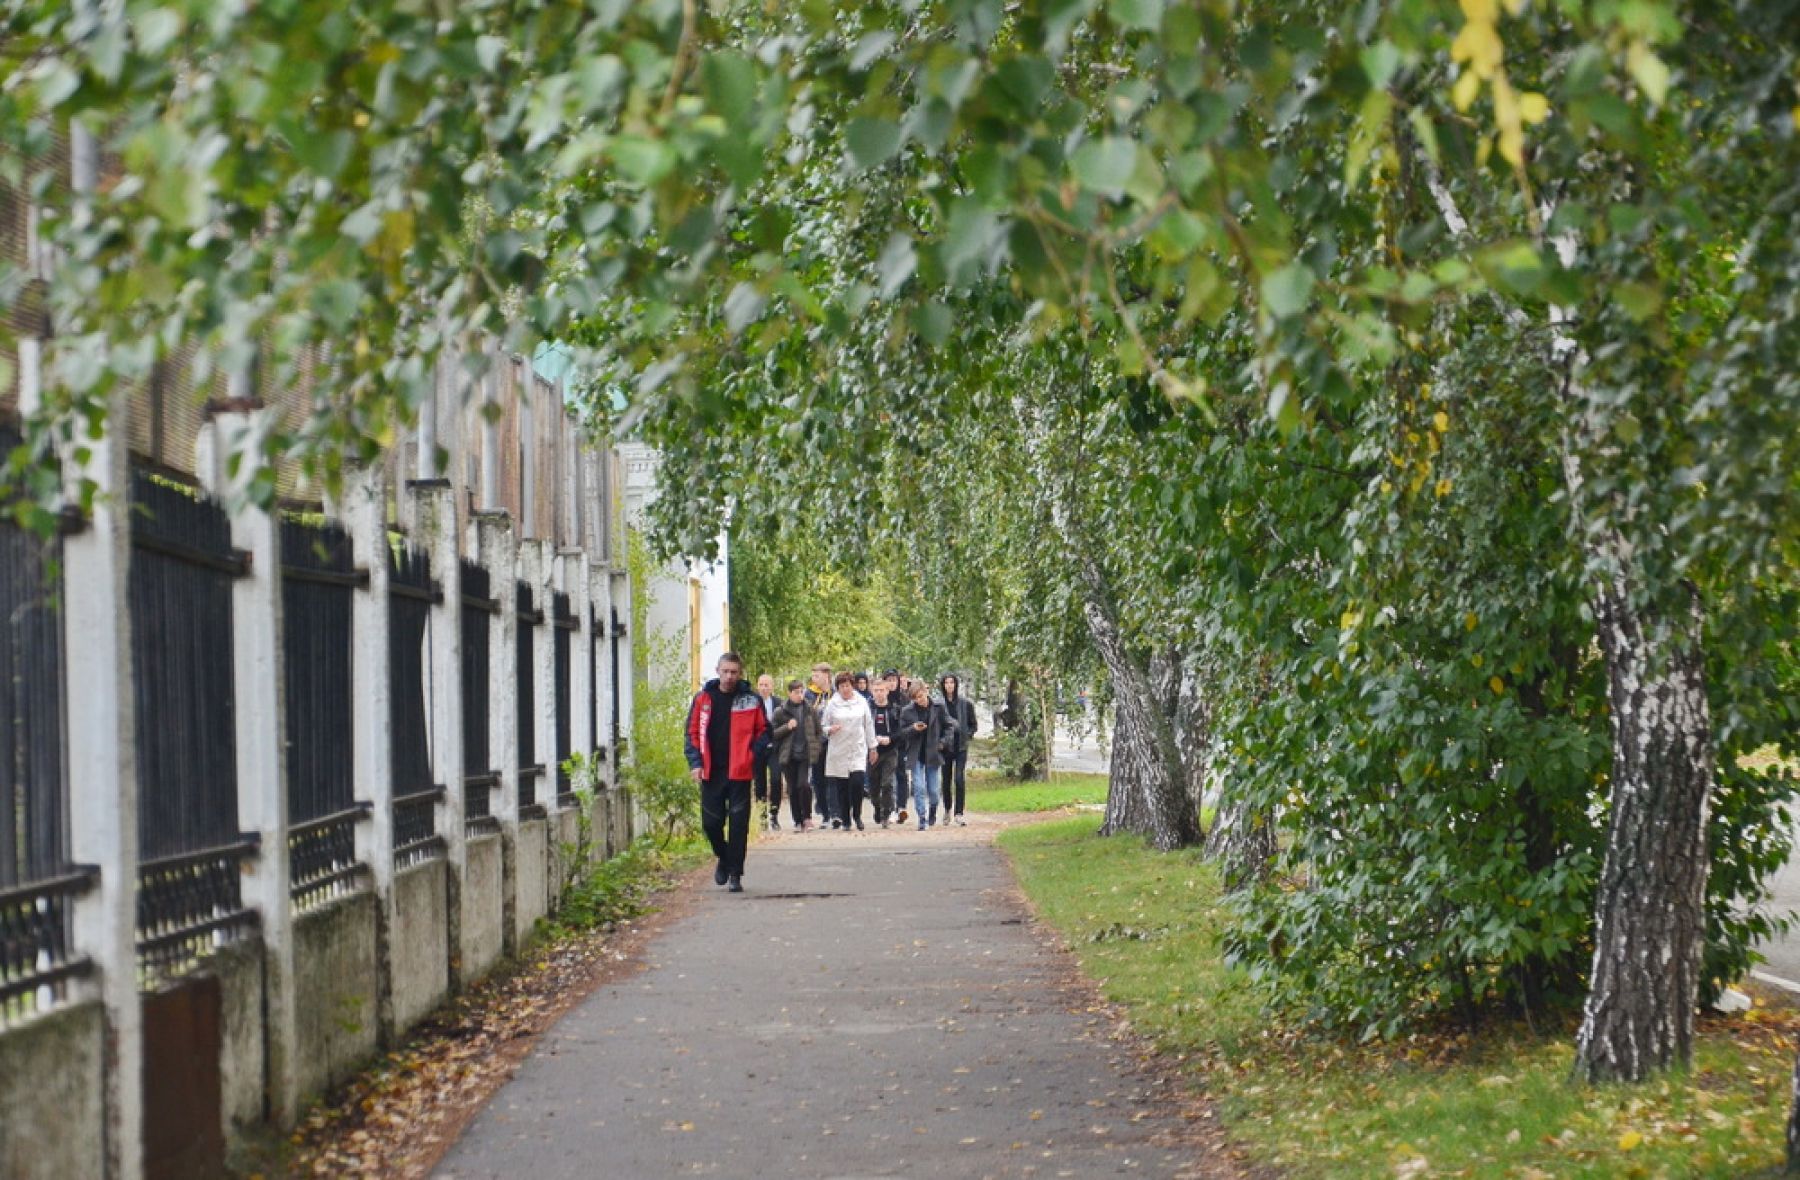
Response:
[881,670,910,820]
[867,678,904,827]
[899,683,955,829]
[939,674,978,825]
[771,680,822,829]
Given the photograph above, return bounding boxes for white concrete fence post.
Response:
[609,569,640,841]
[195,406,300,1128]
[60,381,143,1180]
[340,464,399,1043]
[473,512,522,954]
[410,481,467,988]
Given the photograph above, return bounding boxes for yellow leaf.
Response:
[1497,124,1524,167]
[1450,20,1503,78]
[1618,1129,1642,1150]
[1452,69,1482,112]
[1489,676,1505,695]
[1501,0,1527,12]
[1518,91,1551,124]
[1433,410,1449,432]
[1458,0,1497,21]
[1464,612,1478,631]
[1435,478,1453,498]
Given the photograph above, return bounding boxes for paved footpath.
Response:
[435,817,1211,1179]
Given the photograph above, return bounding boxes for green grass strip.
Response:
[998,817,1794,1178]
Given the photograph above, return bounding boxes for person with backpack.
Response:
[939,674,978,826]
[899,682,955,829]
[683,652,769,892]
[770,678,821,830]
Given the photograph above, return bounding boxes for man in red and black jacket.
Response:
[684,652,769,892]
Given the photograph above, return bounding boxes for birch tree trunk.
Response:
[1571,572,1715,1082]
[1082,560,1202,851]
[1203,792,1276,891]
[1787,1046,1800,1172]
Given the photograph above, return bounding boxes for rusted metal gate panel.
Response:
[141,975,226,1180]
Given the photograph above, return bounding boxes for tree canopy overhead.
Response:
[4,0,1797,1089]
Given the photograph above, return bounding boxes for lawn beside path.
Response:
[999,817,1796,1178]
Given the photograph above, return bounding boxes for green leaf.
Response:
[1071,136,1138,199]
[1261,263,1315,319]
[1108,0,1164,32]
[701,52,757,122]
[1360,41,1401,90]
[914,301,954,347]
[845,117,903,171]
[849,31,898,72]
[612,136,676,185]
[1626,42,1671,107]
[877,233,917,300]
[723,283,766,334]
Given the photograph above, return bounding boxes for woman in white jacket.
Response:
[819,672,878,830]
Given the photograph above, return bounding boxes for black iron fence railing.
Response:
[516,581,539,809]
[518,765,546,819]
[389,543,437,806]
[280,518,360,842]
[0,481,71,897]
[393,786,445,870]
[129,471,255,975]
[552,591,575,803]
[288,804,369,912]
[463,771,499,837]
[136,838,259,983]
[0,867,97,1026]
[460,560,496,781]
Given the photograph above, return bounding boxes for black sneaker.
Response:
[727,876,744,893]
[771,817,781,830]
[714,861,728,886]
[855,819,865,831]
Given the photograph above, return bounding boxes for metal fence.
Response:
[459,559,499,835]
[0,494,94,1025]
[128,470,256,980]
[390,544,443,869]
[279,518,367,910]
[552,591,575,803]
[515,580,542,816]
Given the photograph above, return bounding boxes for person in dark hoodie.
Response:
[939,674,978,826]
[867,677,904,827]
[684,652,769,891]
[899,682,955,829]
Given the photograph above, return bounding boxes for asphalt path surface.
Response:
[434,818,1213,1179]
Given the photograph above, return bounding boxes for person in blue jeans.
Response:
[899,682,954,829]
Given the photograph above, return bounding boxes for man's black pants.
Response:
[943,748,969,816]
[753,747,781,815]
[701,777,752,876]
[783,760,812,825]
[870,751,898,822]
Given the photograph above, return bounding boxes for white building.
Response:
[618,441,731,690]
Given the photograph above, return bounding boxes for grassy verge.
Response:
[966,769,1109,813]
[998,817,1795,1178]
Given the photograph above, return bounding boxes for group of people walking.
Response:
[683,653,978,892]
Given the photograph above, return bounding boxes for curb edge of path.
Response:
[988,835,1274,1180]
